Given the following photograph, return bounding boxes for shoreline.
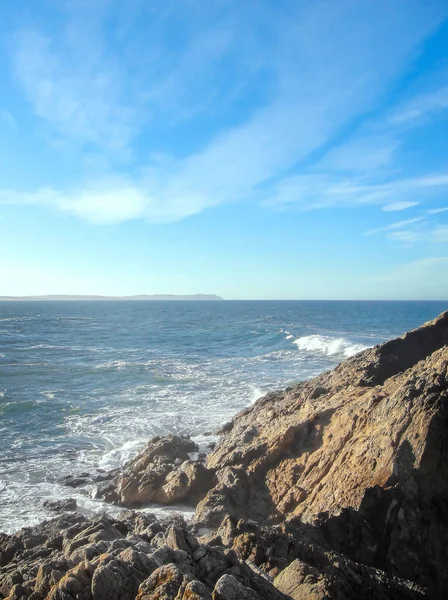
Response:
[1,311,447,598]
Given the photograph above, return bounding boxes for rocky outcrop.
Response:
[96,435,215,507]
[2,311,448,599]
[0,513,286,600]
[207,515,425,599]
[191,310,448,597]
[197,312,448,523]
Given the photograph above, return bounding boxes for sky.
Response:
[0,0,448,300]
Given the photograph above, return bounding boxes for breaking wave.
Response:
[293,334,367,357]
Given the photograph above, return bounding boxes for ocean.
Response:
[1,300,446,533]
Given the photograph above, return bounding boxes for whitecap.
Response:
[293,335,368,358]
[94,359,132,370]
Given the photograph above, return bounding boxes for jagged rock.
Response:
[33,555,74,597]
[193,312,448,596]
[47,561,95,600]
[59,475,93,488]
[0,512,287,600]
[42,499,77,513]
[96,435,215,507]
[212,574,262,600]
[136,563,198,600]
[3,312,448,599]
[90,548,159,600]
[62,516,126,556]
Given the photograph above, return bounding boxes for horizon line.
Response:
[0,295,447,302]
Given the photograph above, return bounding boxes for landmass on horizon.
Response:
[0,294,223,301]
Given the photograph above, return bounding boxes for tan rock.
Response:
[194,311,448,595]
[97,435,214,507]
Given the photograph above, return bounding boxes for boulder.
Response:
[42,499,77,513]
[96,435,215,507]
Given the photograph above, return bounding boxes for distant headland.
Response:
[0,294,223,301]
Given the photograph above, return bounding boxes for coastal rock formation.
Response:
[192,310,448,596]
[0,513,285,600]
[96,435,214,507]
[2,311,448,599]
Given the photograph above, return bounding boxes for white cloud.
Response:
[364,217,424,236]
[265,172,448,211]
[386,223,448,244]
[4,0,448,223]
[427,207,448,214]
[382,201,419,212]
[390,84,448,124]
[321,135,399,173]
[11,29,143,155]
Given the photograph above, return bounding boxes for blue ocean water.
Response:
[0,300,446,533]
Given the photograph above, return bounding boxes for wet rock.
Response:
[43,499,77,513]
[59,474,93,488]
[96,435,215,507]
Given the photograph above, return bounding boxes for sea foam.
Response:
[293,334,367,357]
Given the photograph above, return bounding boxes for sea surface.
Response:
[1,300,446,533]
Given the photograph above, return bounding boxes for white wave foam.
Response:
[93,358,150,370]
[98,439,145,470]
[293,335,367,357]
[248,384,264,403]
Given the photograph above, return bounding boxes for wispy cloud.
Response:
[11,28,143,155]
[321,135,399,173]
[367,221,448,245]
[4,0,448,223]
[382,201,419,212]
[265,173,448,211]
[390,83,448,124]
[364,217,424,236]
[427,207,448,214]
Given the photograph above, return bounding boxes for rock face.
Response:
[2,311,448,599]
[192,310,448,597]
[96,435,214,507]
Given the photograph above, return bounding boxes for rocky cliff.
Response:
[2,311,447,599]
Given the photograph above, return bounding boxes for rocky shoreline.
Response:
[1,311,447,599]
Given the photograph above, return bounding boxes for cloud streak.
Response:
[382,201,419,212]
[4,0,448,224]
[364,217,425,236]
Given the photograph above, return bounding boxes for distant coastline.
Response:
[0,294,223,301]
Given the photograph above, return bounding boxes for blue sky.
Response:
[0,0,448,299]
